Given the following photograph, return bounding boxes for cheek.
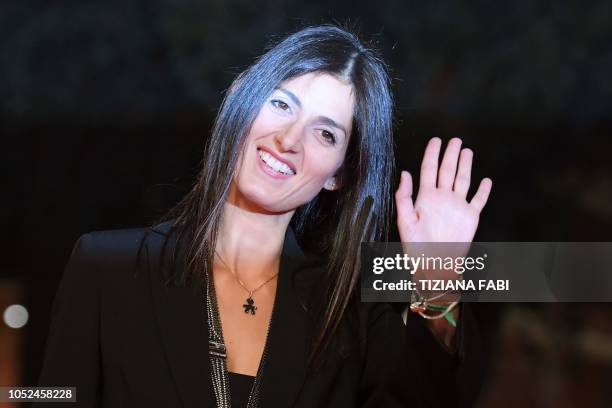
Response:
[247,107,282,139]
[307,136,348,172]
[234,116,269,175]
[304,149,345,182]
[242,122,262,148]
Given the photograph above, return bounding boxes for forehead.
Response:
[277,72,355,133]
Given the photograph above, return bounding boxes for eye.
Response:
[320,129,337,145]
[270,99,291,112]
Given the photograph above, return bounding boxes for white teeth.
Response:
[258,149,295,175]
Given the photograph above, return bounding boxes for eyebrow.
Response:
[277,88,302,108]
[276,87,349,136]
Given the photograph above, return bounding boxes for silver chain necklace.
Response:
[204,264,276,408]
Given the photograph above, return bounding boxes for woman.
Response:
[38,24,492,407]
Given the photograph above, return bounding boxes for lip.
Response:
[256,150,294,179]
[256,146,298,174]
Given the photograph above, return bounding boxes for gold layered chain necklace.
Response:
[214,249,278,316]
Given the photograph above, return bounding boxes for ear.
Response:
[323,176,341,191]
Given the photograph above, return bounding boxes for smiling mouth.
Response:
[257,148,296,176]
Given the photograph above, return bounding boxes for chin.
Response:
[232,186,287,214]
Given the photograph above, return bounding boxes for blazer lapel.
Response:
[258,226,324,407]
[147,223,212,408]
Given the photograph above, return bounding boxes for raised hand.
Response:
[395,137,492,244]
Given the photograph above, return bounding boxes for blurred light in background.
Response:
[3,304,29,329]
[0,280,24,394]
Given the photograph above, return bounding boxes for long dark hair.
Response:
[156,23,395,368]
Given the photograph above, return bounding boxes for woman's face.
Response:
[229,72,355,214]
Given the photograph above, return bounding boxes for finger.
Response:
[469,178,493,212]
[395,171,417,226]
[419,137,442,189]
[438,138,462,190]
[453,148,473,198]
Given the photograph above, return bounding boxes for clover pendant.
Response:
[243,296,257,315]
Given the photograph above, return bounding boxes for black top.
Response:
[228,372,255,407]
[36,220,488,407]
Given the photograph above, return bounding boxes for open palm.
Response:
[395,137,492,244]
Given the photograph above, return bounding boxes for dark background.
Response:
[2,1,612,406]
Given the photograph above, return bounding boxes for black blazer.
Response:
[37,221,486,407]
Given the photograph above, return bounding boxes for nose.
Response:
[274,123,303,152]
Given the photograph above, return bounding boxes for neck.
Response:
[215,201,294,284]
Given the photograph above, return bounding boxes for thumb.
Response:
[395,171,416,226]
